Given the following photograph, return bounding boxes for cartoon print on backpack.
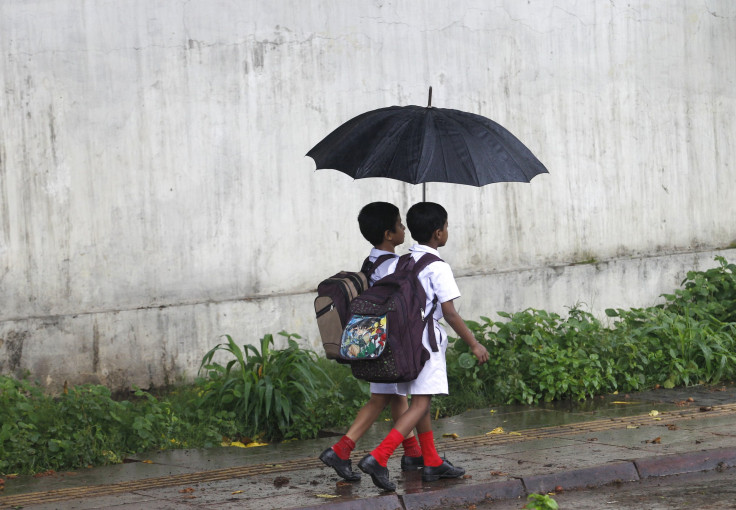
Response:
[340,315,388,359]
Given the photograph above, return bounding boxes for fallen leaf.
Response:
[649,410,659,417]
[687,397,694,402]
[612,401,637,404]
[645,437,661,444]
[700,406,713,412]
[5,474,18,479]
[245,441,268,448]
[231,490,243,494]
[489,409,496,414]
[462,474,473,479]
[509,431,522,436]
[336,481,351,487]
[486,427,505,435]
[33,470,56,478]
[490,471,508,476]
[555,485,564,492]
[666,424,678,431]
[315,494,339,499]
[653,417,662,421]
[182,495,197,499]
[626,425,639,429]
[179,488,195,493]
[141,460,154,464]
[442,433,459,439]
[468,505,477,510]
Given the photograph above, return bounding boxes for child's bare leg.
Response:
[391,394,432,436]
[320,393,391,482]
[358,395,433,490]
[390,395,423,468]
[410,401,465,481]
[345,393,392,441]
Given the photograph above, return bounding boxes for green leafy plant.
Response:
[197,332,329,441]
[445,257,736,407]
[524,493,559,510]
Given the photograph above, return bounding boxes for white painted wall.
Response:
[1,1,735,390]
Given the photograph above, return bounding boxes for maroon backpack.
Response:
[314,254,396,359]
[338,253,443,382]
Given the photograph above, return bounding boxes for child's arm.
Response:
[441,300,489,364]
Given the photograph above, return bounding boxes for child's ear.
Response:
[384,229,393,241]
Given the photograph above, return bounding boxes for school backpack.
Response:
[314,254,396,359]
[337,252,443,383]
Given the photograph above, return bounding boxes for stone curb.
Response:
[523,461,638,494]
[295,447,736,510]
[634,446,736,478]
[402,479,524,510]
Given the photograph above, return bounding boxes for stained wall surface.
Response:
[1,1,735,389]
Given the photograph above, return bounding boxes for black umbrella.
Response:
[307,88,548,199]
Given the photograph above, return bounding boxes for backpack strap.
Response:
[410,253,444,353]
[361,254,398,280]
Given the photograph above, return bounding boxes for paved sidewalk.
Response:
[1,384,735,509]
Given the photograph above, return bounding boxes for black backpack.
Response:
[314,254,396,359]
[338,253,443,382]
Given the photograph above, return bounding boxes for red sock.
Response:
[370,428,405,467]
[418,431,443,467]
[402,435,422,458]
[331,435,356,461]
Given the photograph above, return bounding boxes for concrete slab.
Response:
[7,493,165,510]
[0,461,197,496]
[494,442,643,474]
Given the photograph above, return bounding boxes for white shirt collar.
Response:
[409,244,441,257]
[370,247,397,258]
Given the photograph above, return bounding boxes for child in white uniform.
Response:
[357,202,490,491]
[319,202,424,481]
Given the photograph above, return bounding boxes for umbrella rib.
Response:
[461,112,545,181]
[355,113,415,179]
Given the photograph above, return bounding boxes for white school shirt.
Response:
[389,244,461,396]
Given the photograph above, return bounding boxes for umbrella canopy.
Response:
[306,103,548,187]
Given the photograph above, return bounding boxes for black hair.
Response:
[406,202,447,243]
[357,202,401,246]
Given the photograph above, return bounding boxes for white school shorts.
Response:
[369,382,407,396]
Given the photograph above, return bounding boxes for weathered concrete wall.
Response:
[1,1,735,390]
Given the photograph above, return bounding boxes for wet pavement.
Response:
[1,384,735,509]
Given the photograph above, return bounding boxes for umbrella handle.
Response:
[427,86,432,107]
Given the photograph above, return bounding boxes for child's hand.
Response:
[471,342,489,365]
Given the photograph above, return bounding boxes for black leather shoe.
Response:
[400,455,424,471]
[422,459,466,482]
[319,448,361,482]
[357,454,396,491]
